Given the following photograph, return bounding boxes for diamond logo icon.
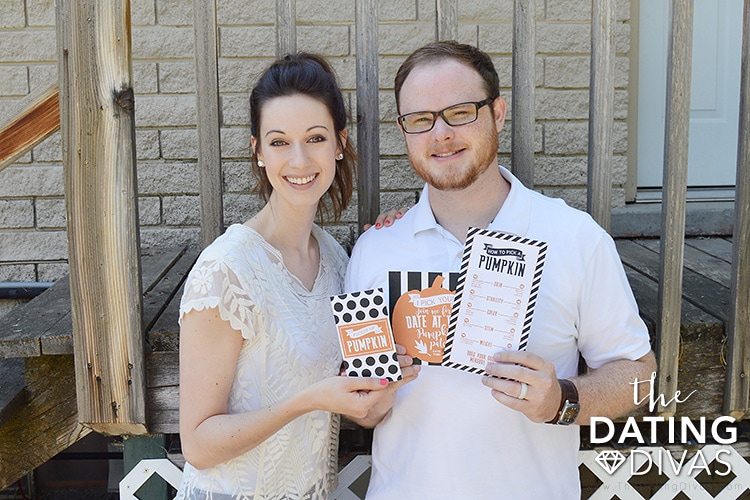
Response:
[595,450,627,475]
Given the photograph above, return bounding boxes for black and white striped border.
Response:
[442,228,548,375]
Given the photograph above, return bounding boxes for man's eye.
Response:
[411,116,432,124]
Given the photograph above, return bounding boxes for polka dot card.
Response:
[330,288,402,382]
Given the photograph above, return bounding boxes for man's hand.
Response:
[482,350,562,423]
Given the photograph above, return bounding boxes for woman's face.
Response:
[252,94,345,212]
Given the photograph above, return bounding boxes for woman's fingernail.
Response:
[375,223,381,228]
[380,378,389,386]
[385,220,391,226]
[396,212,402,218]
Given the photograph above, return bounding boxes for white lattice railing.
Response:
[120,447,750,499]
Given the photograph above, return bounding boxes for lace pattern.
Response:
[175,224,348,499]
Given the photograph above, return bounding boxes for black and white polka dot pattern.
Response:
[331,288,402,382]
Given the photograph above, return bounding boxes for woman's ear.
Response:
[251,136,261,160]
[337,129,348,154]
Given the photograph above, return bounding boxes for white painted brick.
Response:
[544,55,629,88]
[132,0,156,25]
[0,0,25,28]
[380,191,418,213]
[217,0,275,24]
[132,27,194,58]
[377,24,434,56]
[0,166,63,197]
[458,24,478,46]
[35,198,66,229]
[28,64,56,92]
[0,230,68,260]
[159,61,195,93]
[220,127,252,159]
[30,131,61,162]
[536,89,589,119]
[0,200,34,228]
[163,195,200,225]
[219,26,276,57]
[139,196,161,225]
[223,193,264,225]
[11,152,32,164]
[157,0,193,26]
[136,129,161,160]
[378,91,398,122]
[417,0,436,19]
[160,129,198,159]
[0,264,35,281]
[0,31,56,62]
[379,122,406,155]
[133,62,159,94]
[545,0,631,21]
[221,95,250,126]
[26,0,55,26]
[297,0,354,21]
[223,162,253,193]
[378,56,407,90]
[478,24,514,54]
[137,162,199,194]
[139,226,200,248]
[379,0,417,21]
[328,57,357,90]
[0,66,28,95]
[380,158,423,190]
[218,59,274,93]
[492,55,544,88]
[459,0,543,21]
[544,120,628,155]
[498,123,543,153]
[37,262,69,281]
[298,26,350,57]
[135,95,197,126]
[536,22,630,54]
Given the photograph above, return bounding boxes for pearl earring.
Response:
[336,153,344,161]
[257,159,265,168]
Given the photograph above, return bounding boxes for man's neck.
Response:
[428,164,511,244]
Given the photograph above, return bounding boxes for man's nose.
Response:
[431,115,455,140]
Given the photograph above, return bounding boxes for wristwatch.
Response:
[546,379,580,425]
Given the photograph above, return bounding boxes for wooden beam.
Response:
[587,0,615,231]
[436,0,457,41]
[0,355,90,490]
[59,0,146,434]
[193,0,224,248]
[511,0,535,188]
[724,0,750,418]
[356,0,380,232]
[656,0,693,416]
[0,85,60,171]
[275,0,296,57]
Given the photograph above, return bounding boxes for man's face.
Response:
[397,59,506,191]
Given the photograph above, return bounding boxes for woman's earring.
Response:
[336,153,344,161]
[257,159,265,168]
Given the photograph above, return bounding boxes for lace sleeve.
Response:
[179,258,256,340]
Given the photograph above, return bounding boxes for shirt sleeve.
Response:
[576,232,653,369]
[179,257,256,341]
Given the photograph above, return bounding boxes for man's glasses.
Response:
[397,97,496,134]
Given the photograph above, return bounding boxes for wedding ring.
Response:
[517,382,528,400]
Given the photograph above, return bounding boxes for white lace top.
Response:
[175,223,348,500]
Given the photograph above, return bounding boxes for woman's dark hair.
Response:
[250,53,355,222]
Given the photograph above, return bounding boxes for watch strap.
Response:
[546,379,579,424]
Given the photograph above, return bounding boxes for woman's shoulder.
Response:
[196,224,266,269]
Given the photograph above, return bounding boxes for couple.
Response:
[176,42,656,500]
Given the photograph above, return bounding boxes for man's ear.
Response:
[492,96,507,132]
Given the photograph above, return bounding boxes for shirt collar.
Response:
[411,165,532,237]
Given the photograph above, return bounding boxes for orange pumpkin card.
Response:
[388,272,459,364]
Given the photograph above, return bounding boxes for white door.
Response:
[636,0,743,193]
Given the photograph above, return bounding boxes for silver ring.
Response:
[517,382,528,400]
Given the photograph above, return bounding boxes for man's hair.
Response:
[394,41,500,114]
[249,52,355,222]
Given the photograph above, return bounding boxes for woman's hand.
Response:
[363,207,408,231]
[306,376,391,419]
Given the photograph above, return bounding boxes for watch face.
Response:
[558,401,580,425]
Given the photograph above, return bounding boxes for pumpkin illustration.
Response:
[391,275,455,363]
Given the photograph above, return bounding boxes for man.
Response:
[345,41,656,499]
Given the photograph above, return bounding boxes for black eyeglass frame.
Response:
[397,96,497,134]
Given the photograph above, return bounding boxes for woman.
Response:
[176,54,416,499]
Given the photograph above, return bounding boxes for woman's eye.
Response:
[270,139,287,147]
[308,135,326,143]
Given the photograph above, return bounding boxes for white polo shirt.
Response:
[345,166,651,500]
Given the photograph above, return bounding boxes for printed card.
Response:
[443,228,548,375]
[331,289,402,382]
[388,271,459,364]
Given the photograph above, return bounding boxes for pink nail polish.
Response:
[380,378,388,386]
[375,223,382,228]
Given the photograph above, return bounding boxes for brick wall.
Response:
[0,0,633,285]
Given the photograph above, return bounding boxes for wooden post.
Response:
[587,0,615,231]
[356,0,380,232]
[123,434,169,500]
[724,0,750,419]
[512,0,535,188]
[276,0,296,57]
[58,0,147,434]
[0,85,60,171]
[436,0,457,41]
[194,0,224,248]
[656,0,693,416]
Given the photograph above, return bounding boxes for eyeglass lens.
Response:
[402,102,479,133]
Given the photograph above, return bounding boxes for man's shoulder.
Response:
[527,189,606,239]
[353,206,419,252]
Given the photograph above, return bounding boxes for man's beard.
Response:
[408,128,499,191]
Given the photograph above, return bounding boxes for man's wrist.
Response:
[546,379,580,425]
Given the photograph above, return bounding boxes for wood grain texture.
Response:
[61,0,146,434]
[725,0,750,418]
[436,0,457,41]
[275,0,296,57]
[685,237,733,264]
[636,239,731,286]
[193,0,224,248]
[0,85,60,171]
[656,0,693,416]
[511,0,535,188]
[587,0,615,231]
[355,0,380,232]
